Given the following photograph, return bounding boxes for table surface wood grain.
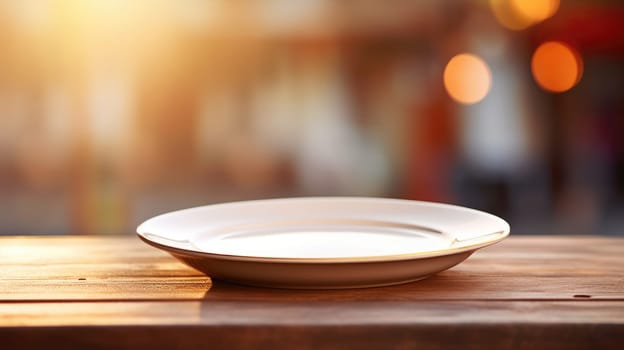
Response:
[1,235,623,349]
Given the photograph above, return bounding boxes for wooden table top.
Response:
[1,235,623,349]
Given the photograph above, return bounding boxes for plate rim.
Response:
[136,196,510,264]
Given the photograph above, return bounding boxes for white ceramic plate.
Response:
[137,197,509,289]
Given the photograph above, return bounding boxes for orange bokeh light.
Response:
[511,0,559,22]
[531,41,583,93]
[490,0,533,30]
[443,54,492,105]
[490,0,559,30]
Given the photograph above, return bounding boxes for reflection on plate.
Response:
[137,197,509,289]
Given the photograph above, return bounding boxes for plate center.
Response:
[189,221,452,259]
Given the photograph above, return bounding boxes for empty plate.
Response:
[137,197,509,289]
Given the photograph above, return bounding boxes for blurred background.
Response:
[0,0,623,236]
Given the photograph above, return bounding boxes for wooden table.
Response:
[1,235,623,349]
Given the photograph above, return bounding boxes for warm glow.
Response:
[531,41,583,93]
[489,0,533,30]
[443,54,492,105]
[490,0,559,30]
[511,0,559,22]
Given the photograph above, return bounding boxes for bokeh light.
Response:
[490,0,533,30]
[531,41,583,93]
[443,53,492,104]
[490,0,559,30]
[511,0,559,23]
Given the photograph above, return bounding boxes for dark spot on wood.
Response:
[78,278,87,281]
[573,294,591,298]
